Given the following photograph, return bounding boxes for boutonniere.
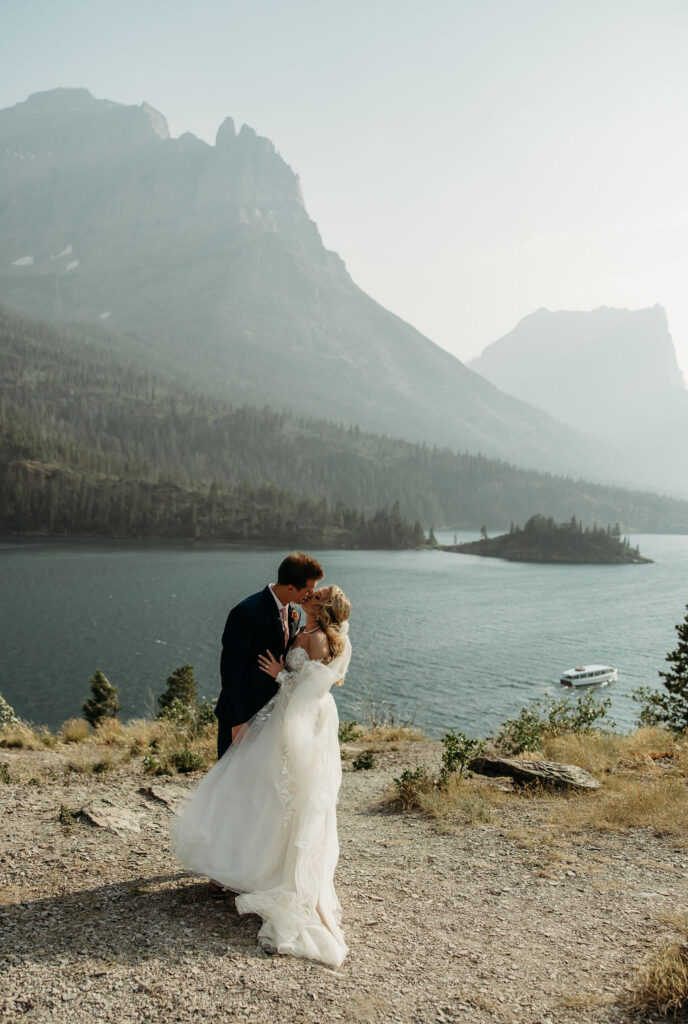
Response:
[289,606,300,622]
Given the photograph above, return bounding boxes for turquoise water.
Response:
[2,534,687,736]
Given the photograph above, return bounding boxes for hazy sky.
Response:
[2,0,687,379]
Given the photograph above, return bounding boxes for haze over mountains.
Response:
[1,88,684,497]
[471,307,688,496]
[0,87,630,485]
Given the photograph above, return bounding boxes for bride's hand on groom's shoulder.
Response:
[258,650,284,679]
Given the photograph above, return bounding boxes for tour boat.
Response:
[560,665,617,687]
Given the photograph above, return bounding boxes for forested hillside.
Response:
[2,303,688,539]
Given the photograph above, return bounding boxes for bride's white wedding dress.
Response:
[171,627,351,968]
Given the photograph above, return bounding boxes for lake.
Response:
[2,534,687,737]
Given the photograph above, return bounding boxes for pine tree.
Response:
[82,670,120,726]
[157,665,197,716]
[634,604,688,731]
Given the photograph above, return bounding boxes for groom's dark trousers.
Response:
[215,586,299,759]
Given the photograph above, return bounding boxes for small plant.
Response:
[0,763,11,784]
[0,694,18,727]
[142,753,169,776]
[82,670,120,727]
[338,720,364,743]
[58,804,80,826]
[439,730,486,781]
[92,759,112,775]
[392,766,433,810]
[169,747,205,774]
[352,749,376,771]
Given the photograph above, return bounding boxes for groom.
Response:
[215,551,324,759]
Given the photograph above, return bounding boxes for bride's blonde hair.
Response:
[316,585,351,670]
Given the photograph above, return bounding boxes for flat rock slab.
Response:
[80,797,142,835]
[469,754,601,790]
[138,783,183,809]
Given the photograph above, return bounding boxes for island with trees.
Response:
[441,514,652,564]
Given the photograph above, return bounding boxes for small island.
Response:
[442,514,652,564]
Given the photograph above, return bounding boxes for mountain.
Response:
[3,302,688,535]
[0,87,621,481]
[470,306,688,496]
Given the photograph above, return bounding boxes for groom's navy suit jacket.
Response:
[215,586,300,757]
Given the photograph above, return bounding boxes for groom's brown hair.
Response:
[277,552,323,588]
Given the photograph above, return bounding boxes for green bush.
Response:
[496,691,615,754]
[82,670,120,727]
[338,720,364,743]
[352,749,376,770]
[440,730,485,780]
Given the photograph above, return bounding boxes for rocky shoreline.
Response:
[1,739,685,1024]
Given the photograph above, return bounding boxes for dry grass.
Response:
[59,718,90,743]
[0,722,49,750]
[559,991,616,1010]
[538,726,680,774]
[389,770,510,824]
[358,724,425,743]
[549,774,688,834]
[66,750,115,774]
[93,719,129,746]
[630,938,688,1017]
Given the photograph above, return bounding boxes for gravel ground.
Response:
[1,741,685,1024]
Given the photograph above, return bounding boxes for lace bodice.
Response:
[286,646,310,671]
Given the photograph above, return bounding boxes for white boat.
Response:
[560,665,617,687]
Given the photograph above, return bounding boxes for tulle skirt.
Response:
[171,680,347,967]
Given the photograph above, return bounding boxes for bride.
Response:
[171,585,352,967]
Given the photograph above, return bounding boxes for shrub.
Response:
[169,747,205,773]
[0,694,18,727]
[496,691,615,754]
[634,604,688,732]
[82,670,120,727]
[352,749,376,770]
[392,766,434,810]
[440,730,485,780]
[338,719,364,743]
[0,763,11,784]
[142,752,170,776]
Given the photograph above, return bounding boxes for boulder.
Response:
[469,754,600,791]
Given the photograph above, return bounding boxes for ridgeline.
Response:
[2,303,688,544]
